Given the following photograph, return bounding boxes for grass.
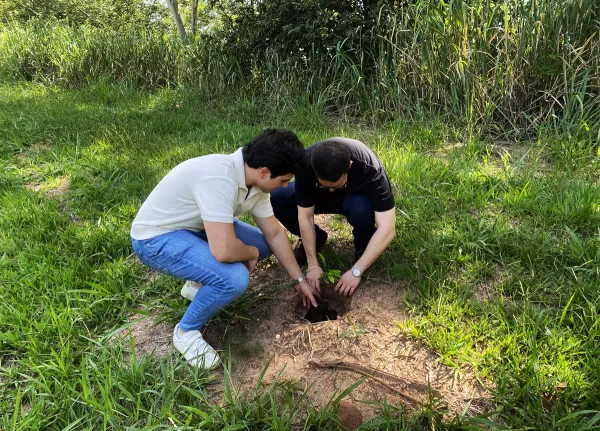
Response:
[1,79,600,430]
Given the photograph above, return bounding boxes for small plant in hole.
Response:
[338,316,369,341]
[318,253,341,284]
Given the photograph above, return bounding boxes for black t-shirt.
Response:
[295,137,395,212]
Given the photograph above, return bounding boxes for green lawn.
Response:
[1,80,599,430]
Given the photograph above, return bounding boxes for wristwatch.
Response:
[297,274,306,283]
[351,266,362,277]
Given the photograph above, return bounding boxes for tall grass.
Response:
[1,0,599,136]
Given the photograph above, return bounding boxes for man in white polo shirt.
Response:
[131,129,318,369]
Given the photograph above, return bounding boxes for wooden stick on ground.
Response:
[308,359,421,405]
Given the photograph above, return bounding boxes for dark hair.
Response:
[242,129,308,177]
[311,142,351,182]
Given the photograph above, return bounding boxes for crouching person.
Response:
[130,130,318,369]
[271,137,396,297]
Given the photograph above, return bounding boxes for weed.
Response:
[338,316,369,342]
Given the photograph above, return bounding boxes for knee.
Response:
[224,264,250,296]
[342,195,375,226]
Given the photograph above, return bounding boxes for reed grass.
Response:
[1,0,598,136]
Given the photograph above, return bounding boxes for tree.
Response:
[208,0,389,62]
[164,0,187,41]
[0,0,169,30]
[190,0,199,34]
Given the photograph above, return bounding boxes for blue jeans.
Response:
[270,181,376,257]
[131,219,272,331]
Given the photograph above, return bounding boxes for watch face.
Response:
[352,268,361,277]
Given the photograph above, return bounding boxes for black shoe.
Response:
[294,230,328,266]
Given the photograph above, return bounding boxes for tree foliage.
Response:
[0,0,169,30]
[0,0,398,55]
[210,0,398,61]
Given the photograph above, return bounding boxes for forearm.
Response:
[216,238,258,263]
[354,226,395,271]
[298,213,319,267]
[268,229,303,279]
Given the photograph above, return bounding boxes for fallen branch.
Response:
[308,359,421,405]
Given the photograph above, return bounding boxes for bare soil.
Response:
[114,215,494,422]
[474,265,504,302]
[115,264,494,422]
[24,176,83,225]
[15,140,53,159]
[25,176,70,197]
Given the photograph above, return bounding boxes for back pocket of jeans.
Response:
[135,247,171,275]
[144,234,168,256]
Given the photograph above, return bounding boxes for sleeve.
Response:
[251,192,275,218]
[190,177,237,223]
[295,169,316,208]
[369,170,395,212]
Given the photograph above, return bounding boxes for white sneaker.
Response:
[180,281,200,301]
[173,323,220,370]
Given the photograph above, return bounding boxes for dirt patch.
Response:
[140,269,163,285]
[440,140,536,164]
[474,265,504,302]
[15,140,53,159]
[431,140,551,177]
[25,176,70,197]
[24,176,83,225]
[117,268,494,420]
[116,312,173,362]
[209,282,493,419]
[429,142,465,166]
[21,400,31,417]
[508,216,521,229]
[47,178,69,197]
[17,141,78,222]
[314,214,354,242]
[486,142,552,175]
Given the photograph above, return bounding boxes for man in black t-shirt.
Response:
[271,137,396,296]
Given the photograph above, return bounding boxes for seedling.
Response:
[318,253,341,284]
[338,316,368,341]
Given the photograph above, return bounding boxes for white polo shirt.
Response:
[130,148,274,240]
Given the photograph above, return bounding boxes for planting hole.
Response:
[305,299,338,322]
[295,287,350,323]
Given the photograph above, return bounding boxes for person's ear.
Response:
[259,167,271,179]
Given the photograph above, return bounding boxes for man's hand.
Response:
[295,280,319,308]
[245,257,258,274]
[306,266,323,293]
[244,246,260,274]
[335,270,361,296]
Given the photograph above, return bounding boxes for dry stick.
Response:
[308,359,421,405]
[313,359,422,386]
